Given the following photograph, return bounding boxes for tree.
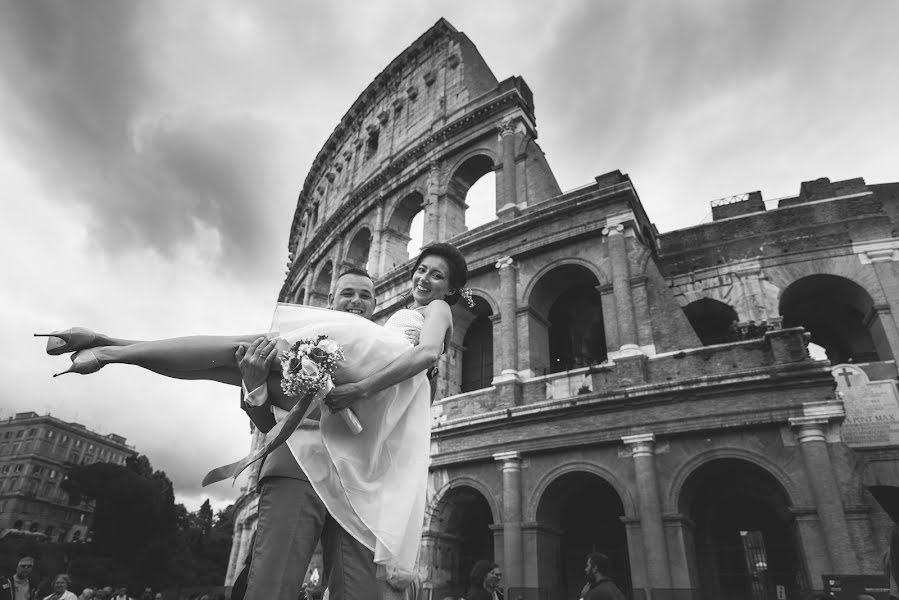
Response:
[197,499,214,538]
[57,455,234,590]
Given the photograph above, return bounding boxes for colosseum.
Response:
[225,18,899,600]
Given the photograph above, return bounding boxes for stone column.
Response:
[493,257,522,404]
[494,451,524,589]
[622,434,673,592]
[790,417,860,573]
[859,246,899,358]
[424,162,442,245]
[621,516,649,597]
[497,117,519,219]
[368,198,385,278]
[603,224,639,353]
[496,256,519,373]
[329,239,345,300]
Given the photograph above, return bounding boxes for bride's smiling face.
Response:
[412,255,454,307]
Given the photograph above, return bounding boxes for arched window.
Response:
[460,298,494,393]
[310,261,333,307]
[345,228,372,270]
[383,193,425,270]
[683,298,739,345]
[548,286,606,372]
[527,264,606,375]
[780,275,888,363]
[447,154,496,233]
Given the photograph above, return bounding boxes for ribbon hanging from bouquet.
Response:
[201,334,360,487]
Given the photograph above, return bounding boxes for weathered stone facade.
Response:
[227,18,899,600]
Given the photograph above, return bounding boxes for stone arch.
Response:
[531,464,634,595]
[425,475,500,531]
[683,297,740,345]
[450,294,496,394]
[435,151,498,238]
[464,287,500,315]
[779,273,891,362]
[767,258,888,305]
[440,289,500,397]
[665,447,806,514]
[675,455,805,600]
[344,224,373,270]
[442,147,500,187]
[522,257,609,306]
[423,476,499,594]
[527,461,637,521]
[525,261,607,374]
[382,190,426,272]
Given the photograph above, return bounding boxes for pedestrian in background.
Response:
[42,574,77,600]
[1,553,38,600]
[581,553,625,600]
[464,560,503,600]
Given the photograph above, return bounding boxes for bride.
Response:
[38,242,470,583]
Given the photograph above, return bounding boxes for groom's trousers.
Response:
[245,475,380,600]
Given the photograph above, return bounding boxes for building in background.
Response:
[0,411,135,543]
[226,18,899,599]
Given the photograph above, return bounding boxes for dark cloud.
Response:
[529,0,899,190]
[0,1,294,282]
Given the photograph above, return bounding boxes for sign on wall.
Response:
[831,364,899,447]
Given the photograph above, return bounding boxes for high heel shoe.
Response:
[34,327,100,355]
[53,350,103,377]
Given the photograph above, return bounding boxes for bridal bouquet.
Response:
[280,335,362,434]
[280,334,345,397]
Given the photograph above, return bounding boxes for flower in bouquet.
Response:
[281,334,345,397]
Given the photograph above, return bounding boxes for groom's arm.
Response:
[236,337,279,433]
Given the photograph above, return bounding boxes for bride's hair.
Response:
[413,243,468,305]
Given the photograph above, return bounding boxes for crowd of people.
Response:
[0,553,164,600]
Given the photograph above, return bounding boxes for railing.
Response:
[432,328,816,429]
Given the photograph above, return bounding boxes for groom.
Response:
[237,267,386,600]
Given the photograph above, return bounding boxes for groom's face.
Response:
[330,274,376,320]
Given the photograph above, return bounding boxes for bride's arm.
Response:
[325,300,452,410]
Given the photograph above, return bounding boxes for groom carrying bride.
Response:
[42,242,469,600]
[237,267,404,600]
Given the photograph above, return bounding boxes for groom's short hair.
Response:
[337,266,372,281]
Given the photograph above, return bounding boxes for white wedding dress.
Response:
[268,303,431,584]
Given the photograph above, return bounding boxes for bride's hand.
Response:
[324,382,367,412]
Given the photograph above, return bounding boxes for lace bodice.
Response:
[383,308,425,335]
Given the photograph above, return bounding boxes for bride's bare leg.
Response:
[90,334,267,373]
[147,366,243,386]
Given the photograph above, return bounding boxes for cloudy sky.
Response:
[2,0,898,511]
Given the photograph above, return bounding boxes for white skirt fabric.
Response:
[268,303,430,583]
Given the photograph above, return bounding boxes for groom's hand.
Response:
[236,335,279,393]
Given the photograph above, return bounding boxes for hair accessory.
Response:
[460,287,475,308]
